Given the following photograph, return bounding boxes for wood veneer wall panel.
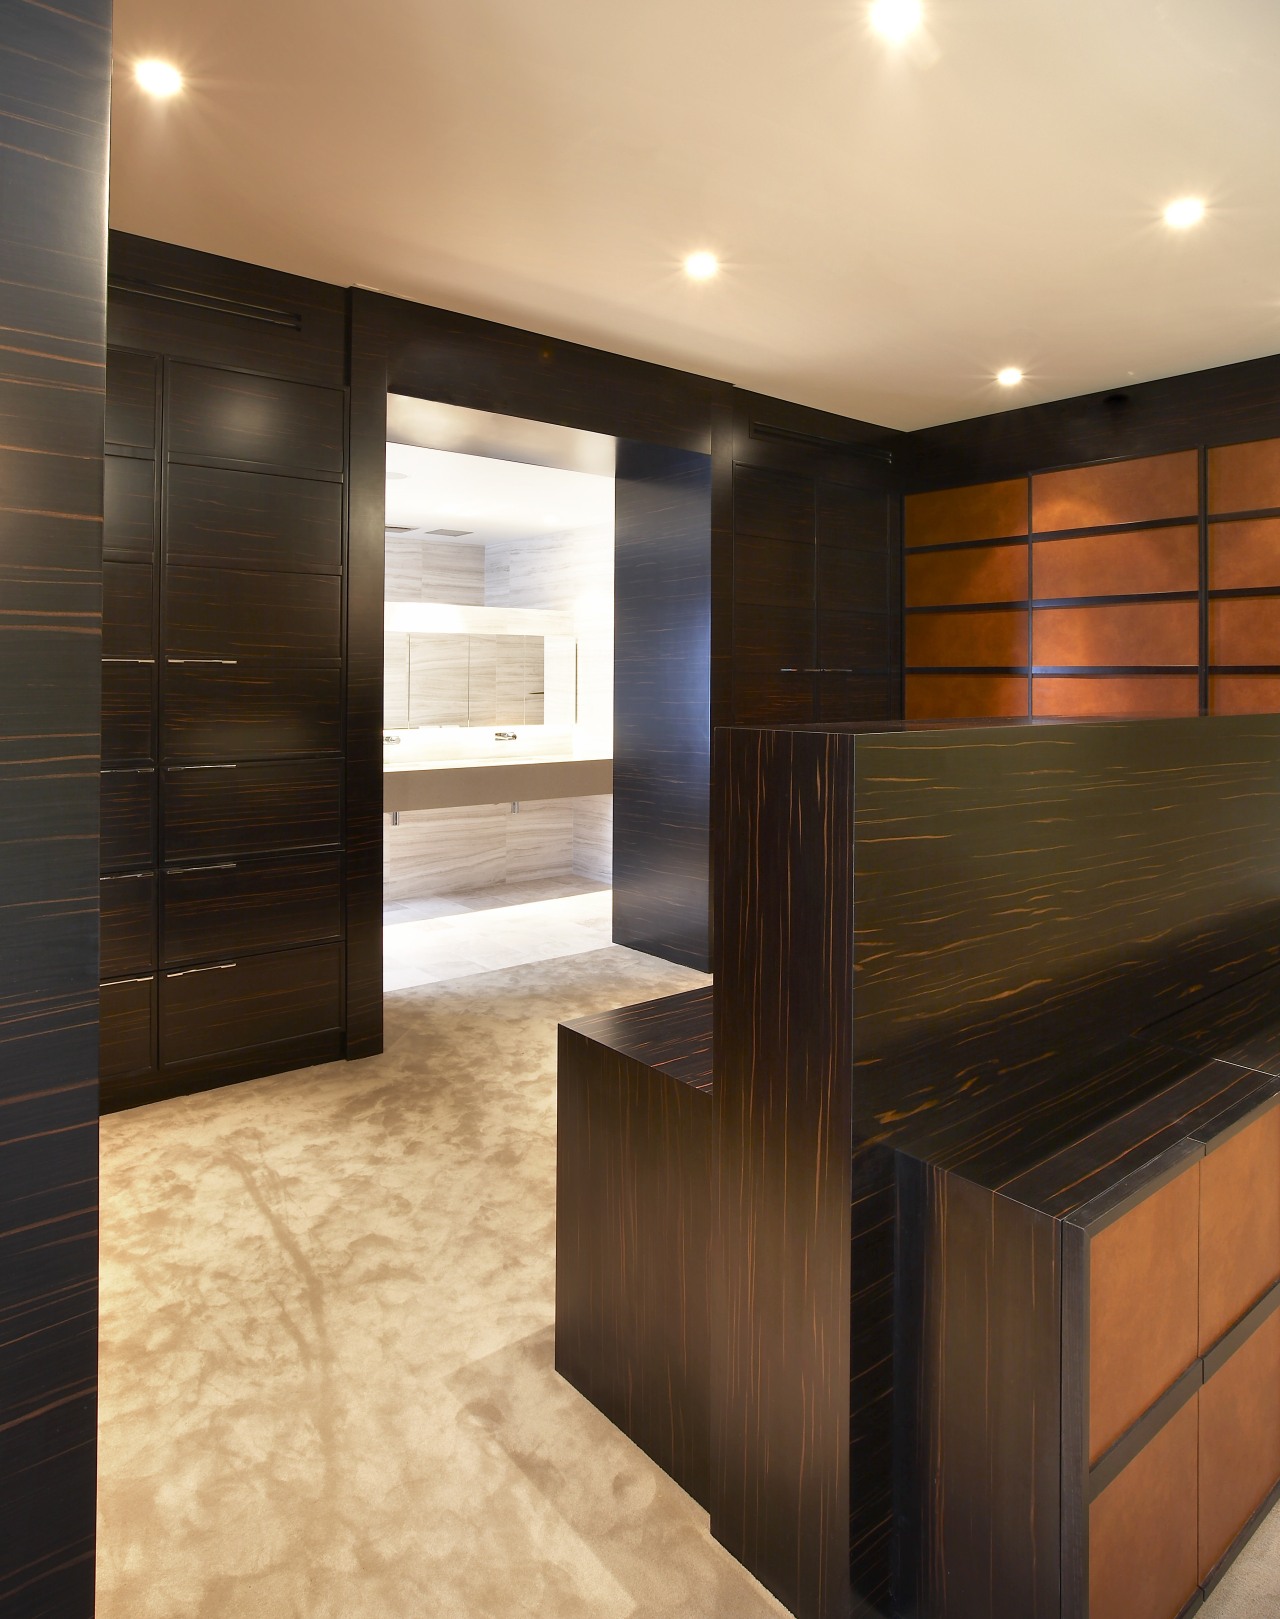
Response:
[905,674,1029,719]
[905,609,1028,668]
[1210,676,1280,715]
[1034,525,1199,599]
[1209,598,1280,666]
[1088,1396,1200,1619]
[1199,1106,1280,1353]
[0,4,109,1613]
[1033,601,1198,668]
[905,542,1028,606]
[1208,437,1280,516]
[1208,518,1280,590]
[903,479,1027,547]
[1198,1310,1280,1580]
[1032,676,1199,718]
[1088,1162,1200,1463]
[1031,451,1199,532]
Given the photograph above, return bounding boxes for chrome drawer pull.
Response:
[166,763,237,772]
[105,974,155,985]
[166,862,237,874]
[103,656,156,664]
[100,872,148,882]
[102,765,155,775]
[166,658,239,665]
[165,962,237,978]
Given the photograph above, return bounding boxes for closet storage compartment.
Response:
[159,943,343,1067]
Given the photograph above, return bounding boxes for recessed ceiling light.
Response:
[683,250,719,281]
[869,0,923,44]
[997,366,1024,388]
[134,59,184,98]
[1163,196,1206,230]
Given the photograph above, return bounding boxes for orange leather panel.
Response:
[1033,526,1198,600]
[904,542,1028,607]
[905,610,1028,668]
[904,480,1028,548]
[1209,518,1280,590]
[1209,597,1280,666]
[1200,1107,1280,1354]
[1032,676,1199,718]
[904,674,1029,720]
[1033,451,1198,532]
[1208,438,1280,516]
[1199,1310,1280,1579]
[1209,675,1280,715]
[1034,601,1198,668]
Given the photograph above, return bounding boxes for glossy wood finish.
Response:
[162,660,342,761]
[167,362,345,471]
[103,561,155,658]
[103,454,159,560]
[613,442,714,969]
[101,768,157,871]
[159,942,342,1067]
[903,478,1028,546]
[162,758,343,862]
[167,463,343,572]
[102,657,156,764]
[163,850,343,965]
[0,5,109,1612]
[100,976,156,1084]
[164,565,341,660]
[1208,437,1280,515]
[100,872,156,980]
[556,989,714,1505]
[1198,1309,1280,1579]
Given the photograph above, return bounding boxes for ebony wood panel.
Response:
[903,478,1028,547]
[1032,675,1200,718]
[101,768,156,872]
[0,6,108,1612]
[100,976,155,1083]
[168,363,345,472]
[103,452,157,561]
[613,440,714,970]
[100,872,155,980]
[1208,437,1280,516]
[1033,601,1199,667]
[164,565,341,660]
[162,758,343,861]
[163,850,343,965]
[105,349,157,448]
[102,658,156,764]
[556,1014,713,1507]
[714,726,856,1619]
[102,560,155,658]
[1033,525,1199,600]
[159,942,343,1066]
[167,463,344,573]
[1198,1309,1280,1580]
[162,661,342,761]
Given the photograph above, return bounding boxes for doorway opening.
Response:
[381,396,616,990]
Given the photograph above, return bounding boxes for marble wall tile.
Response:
[385,536,486,605]
[505,800,575,883]
[384,805,507,900]
[571,794,613,883]
[384,633,410,729]
[409,634,470,726]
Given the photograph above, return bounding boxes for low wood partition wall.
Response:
[556,714,1280,1619]
[904,438,1280,721]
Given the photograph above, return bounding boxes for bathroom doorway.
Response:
[380,397,616,990]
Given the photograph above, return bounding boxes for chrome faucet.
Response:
[495,731,517,742]
[383,733,401,745]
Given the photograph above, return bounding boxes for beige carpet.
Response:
[97,946,1278,1618]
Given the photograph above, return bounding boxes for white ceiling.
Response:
[109,0,1280,430]
[385,443,614,545]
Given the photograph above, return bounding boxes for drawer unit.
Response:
[100,975,155,1082]
[100,872,155,979]
[102,658,155,765]
[101,767,156,871]
[166,463,343,574]
[162,661,342,761]
[105,350,157,451]
[159,942,343,1067]
[103,561,155,659]
[164,565,341,661]
[103,455,157,562]
[163,850,342,965]
[162,758,342,862]
[167,363,345,472]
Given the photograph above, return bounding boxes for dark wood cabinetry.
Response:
[101,237,352,1111]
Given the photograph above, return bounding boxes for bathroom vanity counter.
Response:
[383,752,612,811]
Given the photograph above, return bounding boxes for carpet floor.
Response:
[97,945,1278,1618]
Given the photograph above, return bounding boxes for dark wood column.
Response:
[0,2,111,1613]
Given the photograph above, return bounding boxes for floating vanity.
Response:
[384,751,612,812]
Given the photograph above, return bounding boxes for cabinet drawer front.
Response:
[165,566,341,660]
[163,851,342,965]
[163,662,341,761]
[100,975,155,1081]
[160,943,342,1066]
[816,673,896,723]
[1089,1160,1200,1462]
[168,363,344,472]
[167,464,343,573]
[103,561,155,659]
[163,759,342,861]
[1198,1308,1280,1580]
[105,350,157,451]
[102,659,156,766]
[101,769,156,872]
[103,454,157,561]
[1200,1104,1280,1352]
[100,872,155,979]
